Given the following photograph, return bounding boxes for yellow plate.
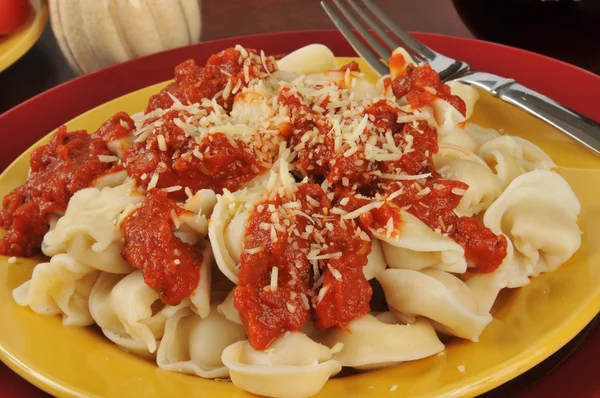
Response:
[0,58,599,398]
[0,0,48,73]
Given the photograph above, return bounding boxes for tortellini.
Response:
[467,170,581,313]
[157,305,246,378]
[89,245,214,358]
[389,47,417,80]
[378,268,492,341]
[13,254,100,326]
[277,44,338,75]
[433,146,502,217]
[466,241,521,314]
[430,97,478,152]
[89,271,171,356]
[42,181,143,273]
[176,188,218,244]
[446,80,479,120]
[374,210,466,274]
[222,332,342,398]
[362,239,387,280]
[478,135,556,187]
[210,157,387,285]
[484,170,580,273]
[209,182,265,284]
[217,288,242,325]
[314,312,444,370]
[91,169,129,190]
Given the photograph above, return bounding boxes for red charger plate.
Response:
[0,30,599,398]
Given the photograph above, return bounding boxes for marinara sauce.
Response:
[380,178,507,273]
[305,185,372,331]
[235,184,374,349]
[279,58,506,273]
[391,60,467,116]
[234,188,312,350]
[123,110,263,200]
[121,189,203,305]
[0,126,113,256]
[146,47,277,113]
[93,112,135,143]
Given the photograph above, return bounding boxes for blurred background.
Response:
[0,0,598,112]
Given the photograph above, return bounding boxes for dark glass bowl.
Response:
[452,0,600,74]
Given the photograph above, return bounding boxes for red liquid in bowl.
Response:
[452,0,600,74]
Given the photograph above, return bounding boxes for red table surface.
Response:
[0,30,599,397]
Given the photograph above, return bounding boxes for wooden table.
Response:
[1,0,599,397]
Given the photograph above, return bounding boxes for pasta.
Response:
[157,305,246,377]
[208,176,268,284]
[42,181,143,273]
[468,170,581,312]
[221,332,342,398]
[2,42,582,398]
[89,270,169,356]
[314,312,444,370]
[485,170,580,273]
[277,43,338,75]
[374,209,467,274]
[378,269,493,341]
[217,288,242,325]
[478,135,556,187]
[433,145,502,217]
[362,238,387,280]
[13,254,100,326]
[431,97,479,152]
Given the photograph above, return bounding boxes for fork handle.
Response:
[499,82,600,155]
[455,72,600,155]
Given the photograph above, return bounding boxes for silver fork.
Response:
[322,0,600,156]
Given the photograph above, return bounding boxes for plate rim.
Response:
[0,30,599,398]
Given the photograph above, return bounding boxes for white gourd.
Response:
[49,0,202,74]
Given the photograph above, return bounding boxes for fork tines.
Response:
[321,0,436,76]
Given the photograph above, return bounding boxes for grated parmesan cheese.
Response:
[98,155,119,163]
[246,246,264,255]
[377,172,432,181]
[300,293,310,310]
[342,201,384,220]
[147,173,159,189]
[270,266,278,292]
[157,135,167,151]
[163,185,182,193]
[327,264,343,281]
[307,252,342,261]
[317,285,330,305]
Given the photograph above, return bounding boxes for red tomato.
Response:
[0,0,31,35]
